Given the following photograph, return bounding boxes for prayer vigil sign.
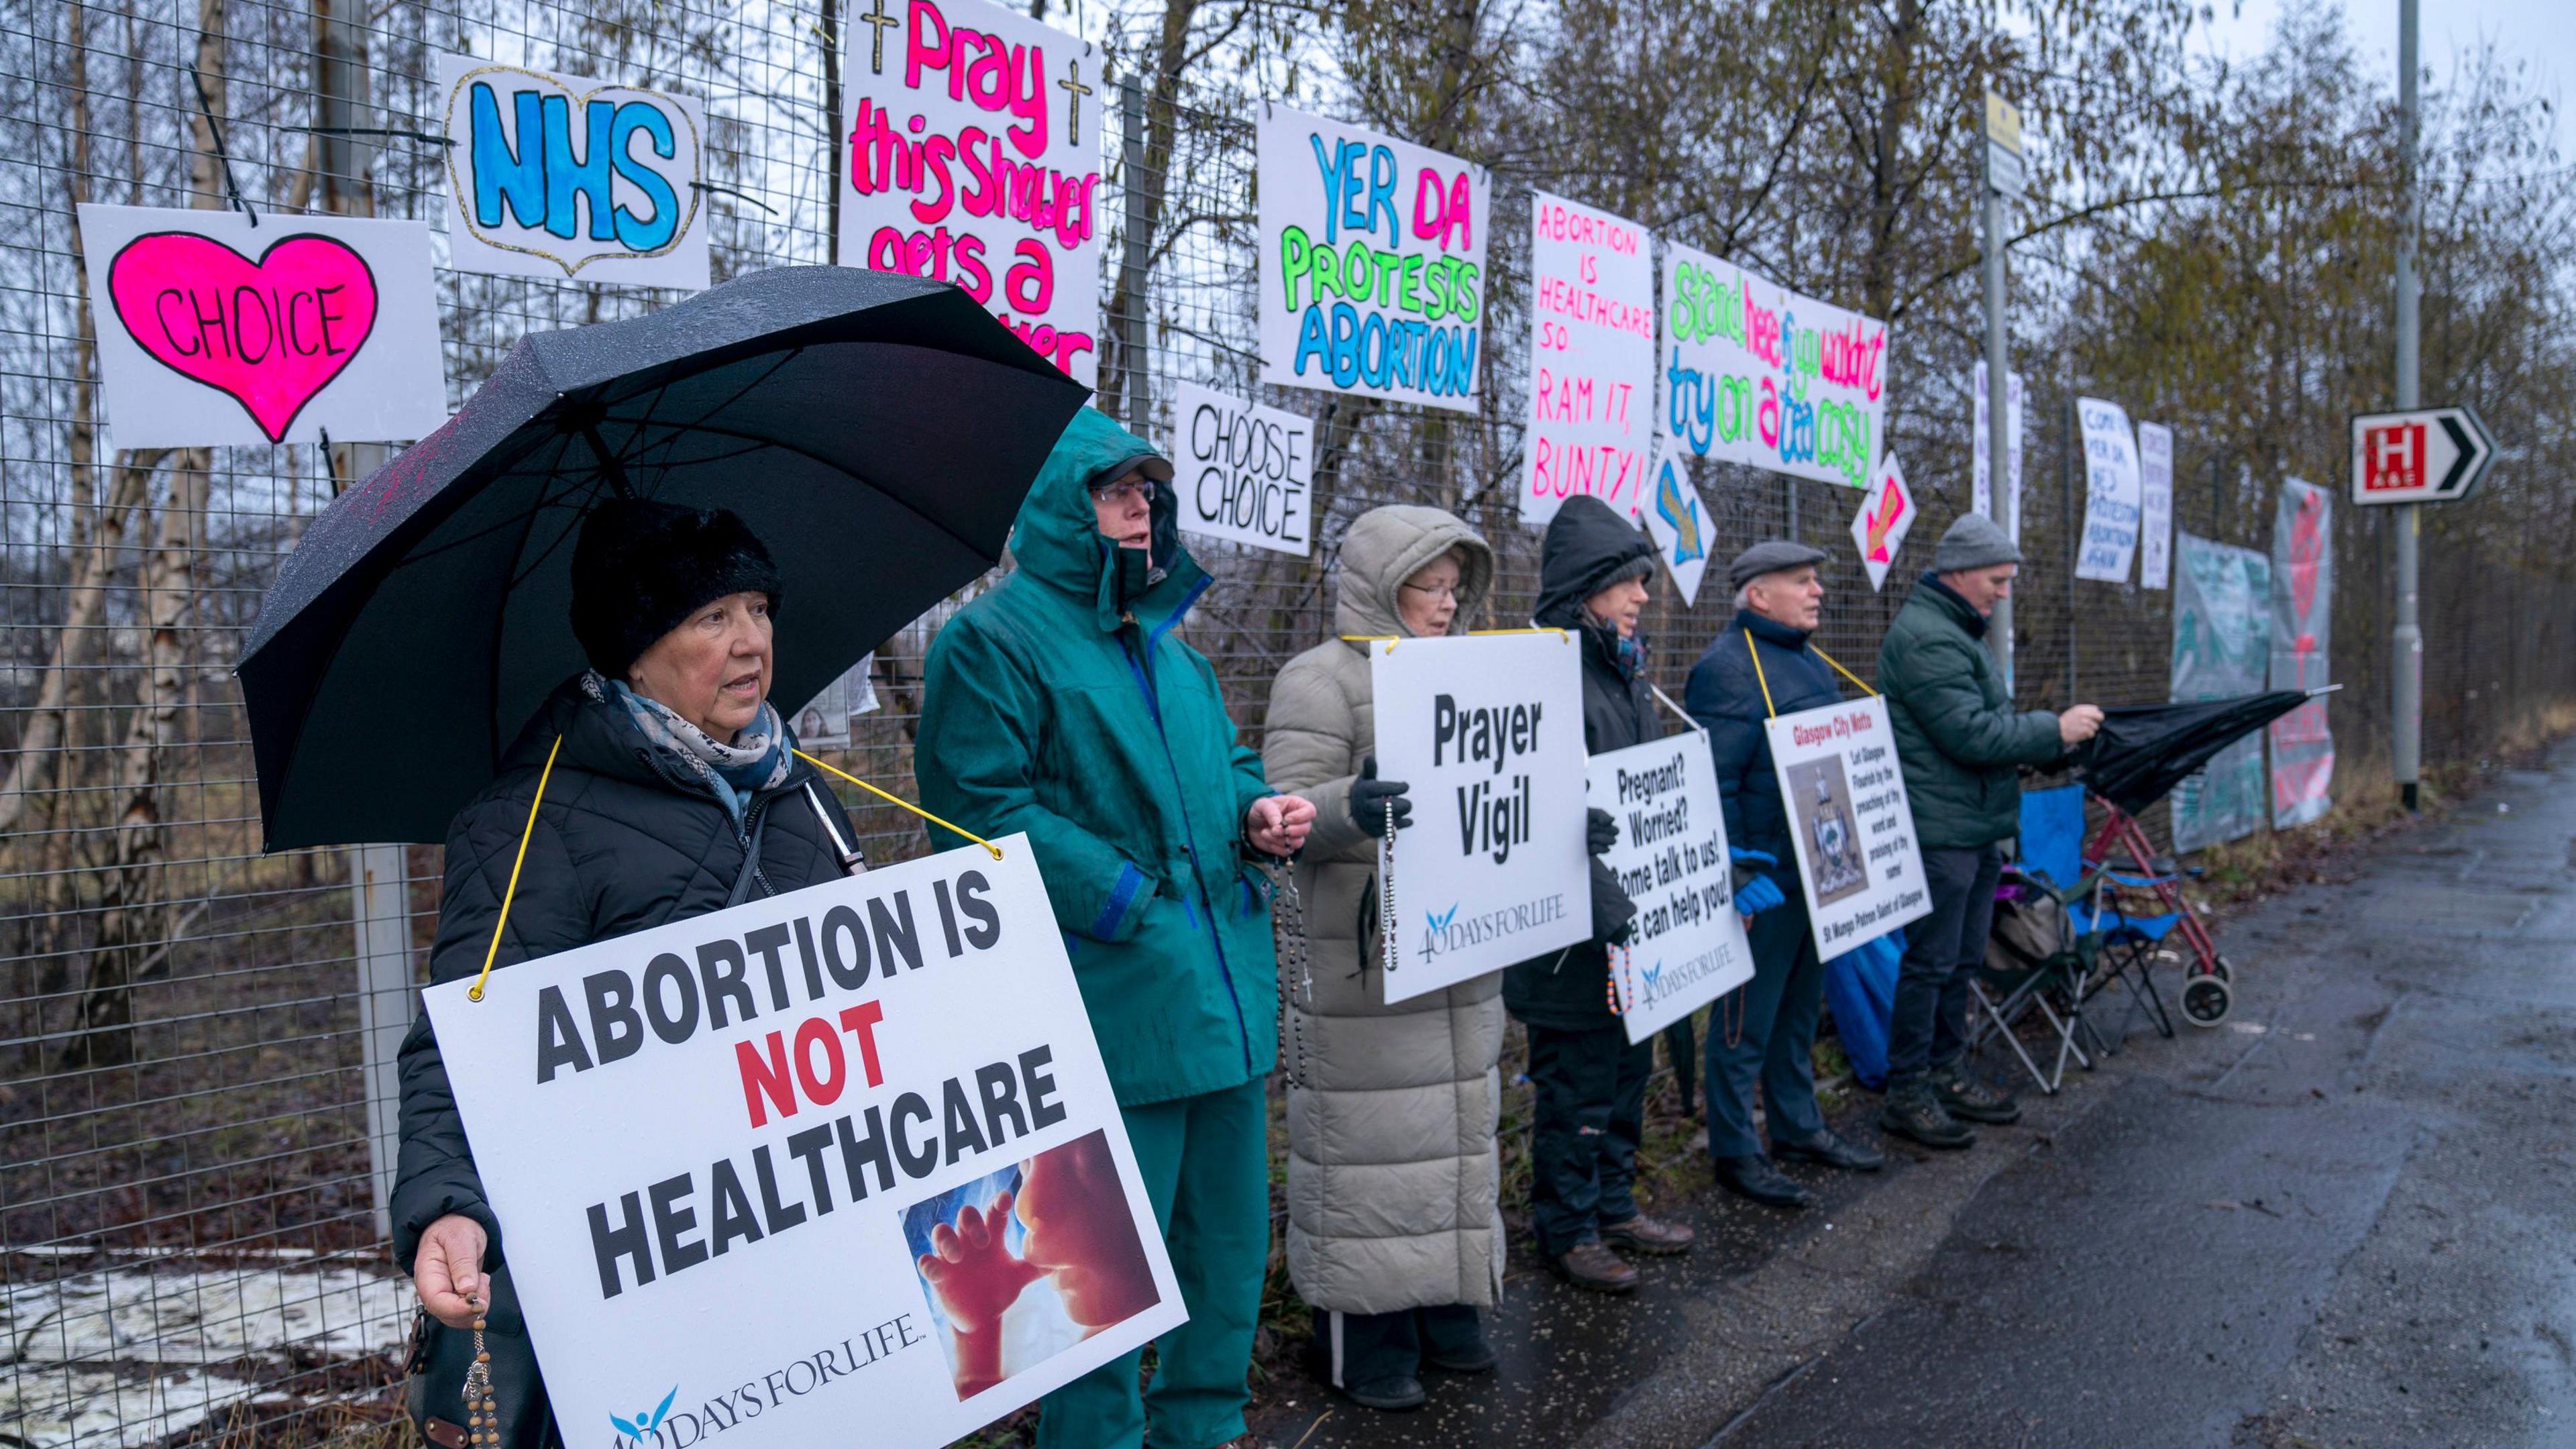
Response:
[424,838,1183,1449]
[1764,699,1930,958]
[1587,735,1754,1044]
[1369,633,1589,1004]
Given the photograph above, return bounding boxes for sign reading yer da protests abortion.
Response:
[425,838,1183,1449]
[1764,700,1929,959]
[1369,633,1589,1004]
[1587,737,1754,1044]
[1168,380,1313,557]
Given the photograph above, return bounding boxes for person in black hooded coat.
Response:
[1501,494,1697,1295]
[393,501,864,1449]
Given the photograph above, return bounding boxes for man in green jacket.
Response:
[916,407,1315,1449]
[1875,515,2100,1150]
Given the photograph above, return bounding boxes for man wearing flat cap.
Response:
[1875,515,2101,1150]
[1683,541,1886,1209]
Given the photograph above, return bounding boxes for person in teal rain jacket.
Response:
[915,407,1315,1449]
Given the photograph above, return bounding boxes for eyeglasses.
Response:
[1088,476,1157,506]
[1399,581,1460,602]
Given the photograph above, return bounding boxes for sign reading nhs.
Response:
[437,54,712,288]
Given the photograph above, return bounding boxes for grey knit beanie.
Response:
[1932,513,2022,573]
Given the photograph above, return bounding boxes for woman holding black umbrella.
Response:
[393,500,866,1447]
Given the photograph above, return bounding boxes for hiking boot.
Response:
[1342,1374,1428,1412]
[1600,1212,1697,1254]
[1772,1128,1886,1173]
[1551,1240,1640,1294]
[1712,1152,1814,1209]
[1931,1061,2023,1124]
[1880,1079,1976,1150]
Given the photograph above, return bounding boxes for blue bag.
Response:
[1823,928,1904,1091]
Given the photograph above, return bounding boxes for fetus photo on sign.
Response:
[1786,757,1869,904]
[905,1130,1159,1402]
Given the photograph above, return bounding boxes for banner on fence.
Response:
[838,0,1104,386]
[436,54,710,288]
[1640,439,1712,607]
[2074,396,2143,582]
[1657,241,1887,489]
[1764,698,1929,958]
[1167,381,1313,556]
[1521,193,1655,525]
[2137,421,2174,590]
[1369,633,1589,1003]
[1256,104,1489,413]
[1587,736,1754,1044]
[2170,531,2271,852]
[76,204,447,449]
[2269,479,2334,827]
[423,839,1183,1449]
[1970,362,2024,541]
[792,653,882,750]
[1847,451,1917,592]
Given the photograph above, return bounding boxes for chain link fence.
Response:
[4,4,2572,1445]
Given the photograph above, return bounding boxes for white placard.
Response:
[2075,396,2144,583]
[76,204,446,449]
[424,839,1184,1449]
[1369,633,1589,1004]
[1521,193,1656,525]
[1658,238,1888,489]
[1970,362,2024,542]
[1167,380,1313,557]
[2137,421,2174,590]
[838,0,1104,386]
[1639,437,1712,608]
[436,54,711,288]
[1256,103,1490,413]
[1847,451,1917,592]
[1764,699,1930,959]
[1588,736,1755,1044]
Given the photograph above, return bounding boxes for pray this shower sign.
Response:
[77,203,446,449]
[437,54,712,288]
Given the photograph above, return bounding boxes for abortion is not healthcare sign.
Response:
[1764,699,1930,959]
[1587,735,1755,1044]
[424,839,1183,1448]
[1369,633,1589,1004]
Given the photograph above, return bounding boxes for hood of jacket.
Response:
[1007,408,1205,633]
[1532,494,1656,629]
[1334,505,1495,644]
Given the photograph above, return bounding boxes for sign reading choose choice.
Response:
[76,203,447,449]
[1168,380,1313,557]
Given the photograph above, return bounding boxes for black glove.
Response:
[1349,755,1413,839]
[1591,857,1638,947]
[1587,806,1619,857]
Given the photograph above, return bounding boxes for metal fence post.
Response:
[350,843,411,1240]
[1119,74,1152,436]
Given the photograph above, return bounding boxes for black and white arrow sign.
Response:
[2349,406,2495,505]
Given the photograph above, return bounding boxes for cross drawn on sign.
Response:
[859,0,898,74]
[1059,58,1093,144]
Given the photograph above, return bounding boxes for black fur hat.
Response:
[570,499,783,679]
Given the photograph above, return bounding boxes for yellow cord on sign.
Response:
[1808,644,1879,698]
[1742,629,1778,719]
[1743,632,1879,722]
[1338,627,1570,654]
[793,749,1003,860]
[468,735,561,1004]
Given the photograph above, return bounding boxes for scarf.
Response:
[587,670,793,820]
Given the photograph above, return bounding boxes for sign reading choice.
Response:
[1167,380,1313,557]
[1659,239,1889,489]
[76,203,446,449]
[1764,699,1929,959]
[839,0,1105,386]
[1587,736,1754,1044]
[1369,633,1589,1004]
[1257,103,1489,413]
[1521,193,1655,525]
[425,839,1183,1449]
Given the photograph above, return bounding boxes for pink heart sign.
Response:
[105,231,379,443]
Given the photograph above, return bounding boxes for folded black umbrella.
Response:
[2074,688,2330,818]
[239,266,1087,851]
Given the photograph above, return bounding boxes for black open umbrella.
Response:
[2072,687,2335,817]
[239,266,1087,851]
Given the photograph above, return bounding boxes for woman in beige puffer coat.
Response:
[1263,504,1504,1412]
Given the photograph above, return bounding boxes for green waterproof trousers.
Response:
[1038,1079,1269,1449]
